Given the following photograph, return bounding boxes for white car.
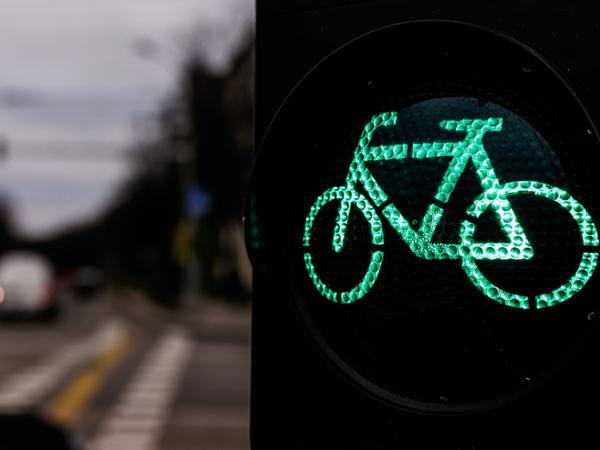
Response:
[0,251,59,320]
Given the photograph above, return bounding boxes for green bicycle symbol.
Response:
[303,114,599,309]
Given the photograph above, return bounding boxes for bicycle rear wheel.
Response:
[460,181,599,309]
[302,186,384,304]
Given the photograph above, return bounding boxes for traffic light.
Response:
[247,2,600,448]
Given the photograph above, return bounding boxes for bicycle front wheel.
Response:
[460,181,599,309]
[302,186,384,304]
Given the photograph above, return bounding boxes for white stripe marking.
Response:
[90,330,192,450]
[0,320,126,412]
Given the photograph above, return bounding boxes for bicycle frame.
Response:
[333,113,533,261]
[303,112,598,308]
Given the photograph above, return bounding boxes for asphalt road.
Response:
[0,289,251,450]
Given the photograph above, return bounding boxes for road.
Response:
[0,289,251,450]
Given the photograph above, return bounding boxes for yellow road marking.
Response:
[45,332,134,425]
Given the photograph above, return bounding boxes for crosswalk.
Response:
[0,296,252,450]
[0,320,127,412]
[90,331,193,450]
[0,320,195,450]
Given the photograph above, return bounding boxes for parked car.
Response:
[0,251,59,321]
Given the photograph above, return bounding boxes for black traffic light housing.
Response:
[249,1,600,448]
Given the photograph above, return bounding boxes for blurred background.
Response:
[0,1,253,449]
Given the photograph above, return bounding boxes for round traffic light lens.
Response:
[295,94,598,410]
[248,22,600,413]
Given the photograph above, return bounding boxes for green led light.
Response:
[535,253,598,308]
[460,181,599,308]
[303,186,385,304]
[382,203,459,260]
[460,219,529,310]
[303,114,599,308]
[346,113,399,207]
[303,251,384,304]
[303,186,384,250]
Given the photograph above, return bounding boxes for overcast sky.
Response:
[0,0,253,237]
